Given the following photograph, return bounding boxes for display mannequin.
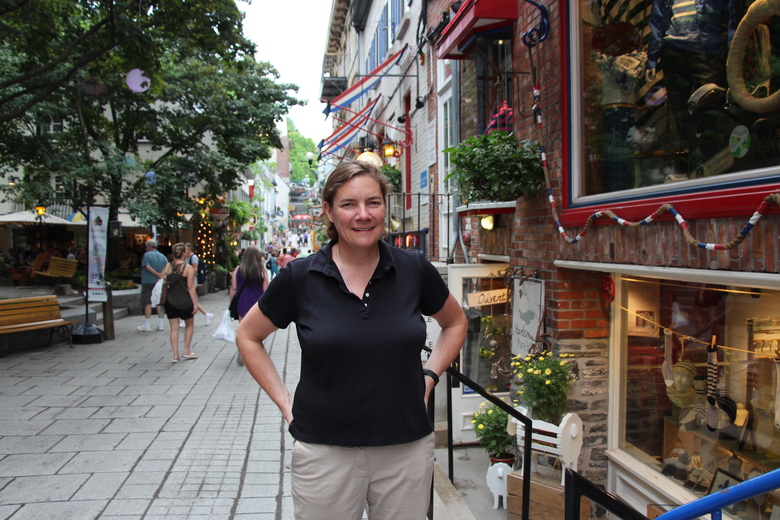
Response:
[646,0,737,156]
[667,360,698,408]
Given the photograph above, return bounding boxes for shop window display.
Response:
[621,277,780,517]
[459,31,514,137]
[576,0,780,196]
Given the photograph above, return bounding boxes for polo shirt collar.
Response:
[310,240,396,280]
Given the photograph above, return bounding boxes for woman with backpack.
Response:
[230,245,269,366]
[184,243,214,326]
[161,243,199,362]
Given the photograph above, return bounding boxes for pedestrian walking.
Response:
[236,160,468,520]
[181,243,214,328]
[137,239,167,332]
[267,251,279,278]
[229,245,269,366]
[162,243,199,362]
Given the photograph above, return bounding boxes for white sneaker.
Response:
[137,325,152,332]
[180,321,185,328]
[157,322,165,331]
[205,312,214,325]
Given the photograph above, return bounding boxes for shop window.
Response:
[459,30,513,136]
[571,0,780,199]
[619,276,780,513]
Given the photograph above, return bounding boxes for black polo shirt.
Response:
[258,240,450,446]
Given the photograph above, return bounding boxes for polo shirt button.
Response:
[364,303,367,307]
[365,293,369,297]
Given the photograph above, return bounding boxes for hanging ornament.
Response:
[126,69,150,93]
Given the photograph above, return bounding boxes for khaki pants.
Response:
[291,433,435,520]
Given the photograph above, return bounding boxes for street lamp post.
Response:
[34,205,46,250]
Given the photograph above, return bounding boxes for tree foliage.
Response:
[287,119,319,185]
[0,0,303,245]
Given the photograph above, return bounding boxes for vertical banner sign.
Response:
[87,207,109,302]
[511,278,545,358]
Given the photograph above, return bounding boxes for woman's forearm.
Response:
[238,335,293,423]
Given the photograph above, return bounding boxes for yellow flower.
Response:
[534,370,541,375]
[527,368,533,373]
[478,424,484,429]
[545,380,551,385]
[471,419,476,423]
[561,360,568,365]
[487,409,493,415]
[545,368,552,375]
[519,390,524,394]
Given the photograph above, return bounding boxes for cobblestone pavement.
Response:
[0,286,502,520]
[0,291,300,520]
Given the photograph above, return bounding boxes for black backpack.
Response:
[190,255,208,284]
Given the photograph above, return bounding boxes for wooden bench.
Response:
[0,296,79,346]
[34,257,78,282]
[11,253,47,286]
[512,406,584,486]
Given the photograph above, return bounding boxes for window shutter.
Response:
[390,0,400,39]
[379,6,388,58]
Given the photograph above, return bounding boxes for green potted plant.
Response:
[511,349,574,424]
[380,164,403,193]
[443,131,544,202]
[470,402,516,464]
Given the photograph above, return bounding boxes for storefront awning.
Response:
[437,0,519,59]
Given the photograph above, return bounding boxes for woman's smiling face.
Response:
[323,174,386,249]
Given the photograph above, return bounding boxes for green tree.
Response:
[0,0,302,264]
[287,119,318,185]
[0,0,252,124]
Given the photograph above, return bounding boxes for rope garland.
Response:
[526,44,780,249]
[611,300,764,357]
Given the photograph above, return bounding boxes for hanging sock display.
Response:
[706,338,720,431]
[662,328,674,387]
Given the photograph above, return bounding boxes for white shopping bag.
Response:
[212,310,236,343]
[150,278,164,307]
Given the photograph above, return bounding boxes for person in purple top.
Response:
[229,245,269,366]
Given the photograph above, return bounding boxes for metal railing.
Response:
[563,468,647,520]
[423,345,535,520]
[563,451,780,520]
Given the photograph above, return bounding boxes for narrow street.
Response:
[0,290,298,519]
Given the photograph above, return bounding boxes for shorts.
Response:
[141,283,156,306]
[164,301,194,320]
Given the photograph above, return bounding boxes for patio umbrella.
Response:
[0,211,74,225]
[67,211,87,223]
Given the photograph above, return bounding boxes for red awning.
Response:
[436,0,519,59]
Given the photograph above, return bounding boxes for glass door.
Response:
[447,262,511,444]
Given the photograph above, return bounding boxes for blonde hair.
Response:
[321,160,391,241]
[172,243,186,260]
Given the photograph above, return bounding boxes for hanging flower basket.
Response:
[444,131,544,202]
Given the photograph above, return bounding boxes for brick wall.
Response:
[507,0,780,488]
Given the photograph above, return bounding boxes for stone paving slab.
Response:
[0,288,490,520]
